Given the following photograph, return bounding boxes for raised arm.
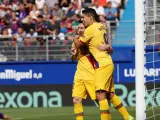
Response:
[71,42,78,61]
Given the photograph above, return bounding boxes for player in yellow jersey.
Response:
[74,8,135,120]
[71,20,113,120]
[71,21,95,120]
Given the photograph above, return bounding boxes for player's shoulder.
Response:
[85,25,93,34]
[93,22,105,30]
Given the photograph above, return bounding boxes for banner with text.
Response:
[0,62,159,84]
[0,84,159,108]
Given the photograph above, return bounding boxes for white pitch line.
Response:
[12,118,25,120]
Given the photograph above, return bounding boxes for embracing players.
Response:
[74,8,134,120]
[71,19,113,120]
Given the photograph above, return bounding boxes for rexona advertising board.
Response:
[0,84,159,108]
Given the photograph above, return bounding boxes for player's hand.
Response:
[98,43,113,54]
[4,115,12,120]
[74,35,79,41]
[71,47,77,56]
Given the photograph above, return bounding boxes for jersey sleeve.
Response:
[79,27,93,43]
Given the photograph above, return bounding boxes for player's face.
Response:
[81,14,91,27]
[78,23,85,36]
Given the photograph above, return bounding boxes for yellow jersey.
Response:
[79,22,113,67]
[72,40,95,80]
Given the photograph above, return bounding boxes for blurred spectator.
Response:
[0,28,8,36]
[72,14,80,28]
[64,17,73,33]
[52,3,64,20]
[36,15,50,45]
[18,4,27,21]
[66,25,77,41]
[10,0,19,11]
[24,1,34,15]
[22,17,36,34]
[24,28,38,60]
[35,0,45,10]
[82,0,94,8]
[60,0,70,11]
[72,0,81,9]
[91,1,105,16]
[46,0,58,12]
[29,4,40,20]
[36,15,49,35]
[0,18,6,30]
[40,4,50,18]
[4,9,12,27]
[60,23,67,34]
[105,1,117,27]
[105,2,117,21]
[22,0,28,5]
[28,0,35,4]
[107,0,121,8]
[107,0,121,20]
[25,28,38,46]
[47,15,60,35]
[0,28,11,53]
[94,0,107,7]
[10,11,19,34]
[14,27,26,46]
[0,0,8,18]
[53,28,65,41]
[65,3,76,18]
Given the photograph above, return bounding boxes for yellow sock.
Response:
[99,99,110,120]
[110,95,129,119]
[109,113,112,120]
[74,103,84,120]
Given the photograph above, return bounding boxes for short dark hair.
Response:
[38,15,43,19]
[78,19,83,24]
[82,8,100,22]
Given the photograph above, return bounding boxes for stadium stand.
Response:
[112,0,135,45]
[0,0,127,61]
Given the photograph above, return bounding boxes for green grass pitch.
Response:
[1,106,160,120]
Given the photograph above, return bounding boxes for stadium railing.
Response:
[0,35,72,62]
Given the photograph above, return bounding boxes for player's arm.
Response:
[71,47,78,61]
[74,28,93,49]
[98,43,113,54]
[71,42,78,61]
[73,36,83,50]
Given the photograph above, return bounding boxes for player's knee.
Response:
[96,90,107,101]
[73,97,82,104]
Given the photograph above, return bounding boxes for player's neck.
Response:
[90,20,95,26]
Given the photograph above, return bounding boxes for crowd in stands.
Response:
[0,0,126,46]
